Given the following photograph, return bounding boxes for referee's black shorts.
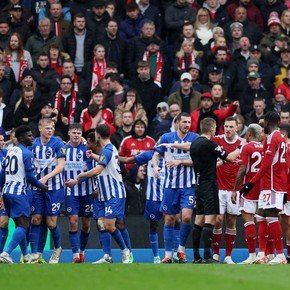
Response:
[195,180,219,215]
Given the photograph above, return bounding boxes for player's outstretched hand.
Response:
[65,179,78,187]
[157,143,172,148]
[240,182,254,196]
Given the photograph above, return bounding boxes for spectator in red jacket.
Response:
[190,91,238,134]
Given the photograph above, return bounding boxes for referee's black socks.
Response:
[203,223,214,260]
[192,224,203,260]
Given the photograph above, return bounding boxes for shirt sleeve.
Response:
[98,147,113,167]
[135,150,153,165]
[56,140,66,159]
[240,145,249,166]
[212,141,228,160]
[154,134,167,155]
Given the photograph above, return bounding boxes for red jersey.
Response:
[119,135,155,172]
[287,142,290,201]
[251,130,288,192]
[213,134,245,190]
[240,141,263,200]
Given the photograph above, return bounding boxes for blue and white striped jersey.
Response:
[92,159,98,190]
[29,136,66,190]
[135,150,164,201]
[155,132,199,188]
[96,143,126,201]
[2,145,35,195]
[64,144,94,196]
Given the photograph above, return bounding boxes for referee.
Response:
[190,118,240,263]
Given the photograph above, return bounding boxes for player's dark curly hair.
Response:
[15,125,31,141]
[264,111,280,125]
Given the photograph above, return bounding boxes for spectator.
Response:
[273,87,289,113]
[111,110,134,149]
[14,86,40,126]
[4,32,33,82]
[47,2,72,39]
[228,22,243,54]
[0,19,11,50]
[105,72,127,112]
[203,0,229,27]
[173,40,203,80]
[62,13,95,75]
[190,92,238,134]
[119,118,155,172]
[124,164,146,215]
[194,8,214,47]
[211,83,226,110]
[239,71,273,115]
[25,18,62,65]
[80,88,114,133]
[54,75,83,140]
[280,106,290,124]
[0,88,15,135]
[261,0,287,26]
[276,64,290,101]
[97,19,126,76]
[114,88,147,128]
[202,64,223,93]
[131,60,161,124]
[48,43,69,76]
[168,72,201,113]
[8,4,31,44]
[119,3,145,42]
[164,0,196,45]
[245,97,267,125]
[0,61,13,105]
[235,114,247,138]
[30,52,59,104]
[138,0,162,36]
[86,0,111,41]
[273,45,290,88]
[280,9,290,37]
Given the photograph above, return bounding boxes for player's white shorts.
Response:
[219,190,240,215]
[280,201,290,216]
[239,197,258,215]
[258,190,285,211]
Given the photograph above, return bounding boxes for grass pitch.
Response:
[1,264,290,290]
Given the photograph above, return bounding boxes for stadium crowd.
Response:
[0,0,289,265]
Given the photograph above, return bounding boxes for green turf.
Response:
[1,264,290,290]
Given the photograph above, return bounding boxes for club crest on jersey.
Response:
[45,148,53,158]
[76,152,83,161]
[67,207,72,213]
[150,214,155,219]
[60,147,66,155]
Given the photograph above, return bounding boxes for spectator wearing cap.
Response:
[9,68,42,111]
[173,39,203,80]
[276,65,290,101]
[228,22,244,54]
[149,102,172,139]
[119,3,145,42]
[272,45,290,88]
[164,0,196,45]
[4,32,33,83]
[28,101,58,137]
[273,87,289,113]
[86,0,111,41]
[190,91,238,134]
[126,20,167,79]
[226,0,264,32]
[202,0,229,27]
[30,52,59,104]
[96,19,126,75]
[138,0,162,37]
[8,4,31,44]
[0,19,11,52]
[202,64,223,93]
[208,26,225,52]
[238,71,273,115]
[245,97,267,125]
[168,72,201,113]
[25,18,62,65]
[142,38,172,96]
[170,63,203,94]
[261,0,287,28]
[224,6,262,45]
[281,9,290,37]
[131,60,161,124]
[260,12,283,56]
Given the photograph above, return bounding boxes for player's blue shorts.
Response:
[161,187,195,215]
[65,195,93,217]
[31,188,65,216]
[144,200,163,221]
[26,188,34,208]
[3,194,30,218]
[97,198,125,219]
[93,199,101,219]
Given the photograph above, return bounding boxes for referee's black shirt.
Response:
[190,136,228,182]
